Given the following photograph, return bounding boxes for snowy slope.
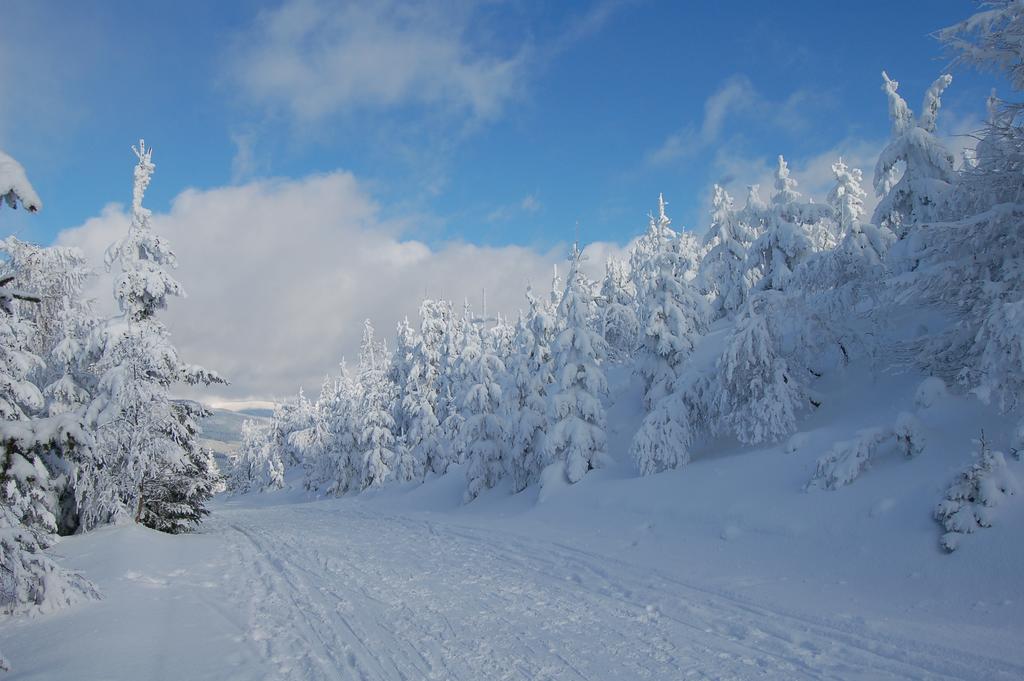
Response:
[2,357,1022,679]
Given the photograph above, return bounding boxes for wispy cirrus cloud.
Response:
[224,0,530,124]
[645,75,827,167]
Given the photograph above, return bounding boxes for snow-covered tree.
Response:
[630,194,677,297]
[78,140,224,533]
[0,150,42,214]
[389,316,416,437]
[302,363,360,495]
[872,71,956,237]
[714,293,803,444]
[228,418,283,493]
[506,289,555,492]
[635,197,710,410]
[700,185,751,317]
[356,320,396,488]
[550,245,608,484]
[597,259,639,362]
[0,238,97,416]
[935,432,1018,551]
[0,155,97,654]
[631,389,693,476]
[462,326,507,502]
[744,156,827,294]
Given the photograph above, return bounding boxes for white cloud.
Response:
[646,75,823,167]
[57,171,622,403]
[224,0,529,124]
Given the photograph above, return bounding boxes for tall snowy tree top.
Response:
[872,72,956,234]
[772,155,802,208]
[131,139,155,220]
[104,140,183,320]
[827,158,867,231]
[939,1,1024,91]
[0,150,42,213]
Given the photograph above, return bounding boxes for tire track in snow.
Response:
[215,504,1024,681]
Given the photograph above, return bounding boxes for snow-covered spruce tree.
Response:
[597,259,639,363]
[137,400,221,533]
[902,8,1024,421]
[631,389,693,476]
[872,71,956,238]
[439,303,474,468]
[402,300,448,476]
[0,238,99,533]
[0,157,97,662]
[550,245,608,484]
[828,158,894,275]
[714,292,803,444]
[935,433,1018,552]
[700,184,752,317]
[462,325,507,502]
[0,238,97,416]
[744,156,828,295]
[635,197,710,411]
[303,364,360,495]
[507,288,555,492]
[0,282,98,617]
[389,316,416,439]
[78,141,224,533]
[356,320,397,488]
[630,193,677,299]
[227,418,282,494]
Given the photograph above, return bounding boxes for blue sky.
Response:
[2,0,996,248]
[0,0,1004,403]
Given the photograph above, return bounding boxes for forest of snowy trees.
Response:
[3,1,1024,671]
[228,2,1024,552]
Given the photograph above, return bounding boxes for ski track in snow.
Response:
[213,504,1022,681]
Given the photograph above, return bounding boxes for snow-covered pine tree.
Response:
[389,316,416,439]
[78,140,224,533]
[635,197,710,411]
[872,71,956,238]
[0,238,99,533]
[228,418,283,493]
[597,259,639,363]
[310,363,360,494]
[631,389,693,476]
[550,244,608,484]
[462,325,507,502]
[402,300,447,476]
[935,432,1018,552]
[744,156,827,295]
[507,288,555,492]
[356,320,396,488]
[714,293,803,444]
[905,7,1024,421]
[829,158,894,271]
[0,155,97,652]
[137,400,221,533]
[0,238,97,417]
[700,184,751,317]
[630,193,677,298]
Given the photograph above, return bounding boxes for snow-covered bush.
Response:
[934,434,1019,551]
[810,412,927,490]
[809,427,891,490]
[914,376,949,409]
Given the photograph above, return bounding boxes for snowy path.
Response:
[206,503,1022,681]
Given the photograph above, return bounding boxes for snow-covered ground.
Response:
[4,363,1024,680]
[2,367,1022,680]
